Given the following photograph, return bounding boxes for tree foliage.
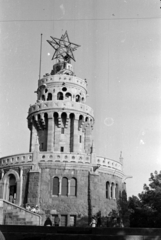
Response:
[129,171,161,227]
[107,190,131,227]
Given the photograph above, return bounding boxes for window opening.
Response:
[106,182,109,199]
[65,92,71,100]
[61,215,67,226]
[76,95,80,102]
[60,147,64,152]
[70,178,77,196]
[52,215,60,226]
[62,177,68,196]
[47,93,52,101]
[62,87,67,92]
[61,128,64,134]
[70,215,76,226]
[57,92,63,100]
[53,177,59,195]
[79,135,82,143]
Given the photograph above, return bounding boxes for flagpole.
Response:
[39,33,43,79]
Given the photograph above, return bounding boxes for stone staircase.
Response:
[0,199,41,225]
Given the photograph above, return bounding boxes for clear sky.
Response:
[0,0,161,197]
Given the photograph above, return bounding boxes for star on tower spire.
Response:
[47,31,80,63]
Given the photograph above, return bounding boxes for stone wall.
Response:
[38,164,123,226]
[27,172,40,206]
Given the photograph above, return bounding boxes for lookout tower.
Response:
[0,32,127,227]
[28,31,94,156]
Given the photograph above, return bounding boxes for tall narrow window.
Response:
[53,177,59,195]
[70,178,77,196]
[106,181,109,199]
[57,92,63,100]
[79,135,82,143]
[47,93,52,101]
[62,177,68,196]
[60,147,64,152]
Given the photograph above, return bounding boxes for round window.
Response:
[62,87,67,92]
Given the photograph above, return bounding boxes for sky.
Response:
[0,0,161,197]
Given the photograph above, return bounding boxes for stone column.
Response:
[0,199,4,224]
[19,167,23,206]
[30,122,37,152]
[15,179,21,205]
[68,179,70,196]
[59,178,62,195]
[65,114,70,152]
[54,112,61,151]
[112,184,116,200]
[73,114,79,152]
[47,112,54,151]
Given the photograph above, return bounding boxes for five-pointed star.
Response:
[47,31,80,62]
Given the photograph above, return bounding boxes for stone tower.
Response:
[0,32,126,226]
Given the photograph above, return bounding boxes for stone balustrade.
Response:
[96,156,122,171]
[0,152,122,171]
[28,101,94,117]
[38,75,87,89]
[39,152,91,164]
[0,153,33,167]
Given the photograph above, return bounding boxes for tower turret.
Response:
[27,32,94,156]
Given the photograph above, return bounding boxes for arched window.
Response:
[62,177,68,196]
[65,92,71,100]
[70,178,77,196]
[57,92,63,100]
[106,181,109,199]
[53,177,59,195]
[47,93,52,101]
[78,115,83,129]
[75,95,80,102]
[9,174,17,203]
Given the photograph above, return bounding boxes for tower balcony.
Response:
[38,75,87,91]
[28,101,94,118]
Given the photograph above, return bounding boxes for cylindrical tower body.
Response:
[27,63,94,156]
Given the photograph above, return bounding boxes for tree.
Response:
[107,190,131,227]
[128,171,161,227]
[117,190,130,227]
